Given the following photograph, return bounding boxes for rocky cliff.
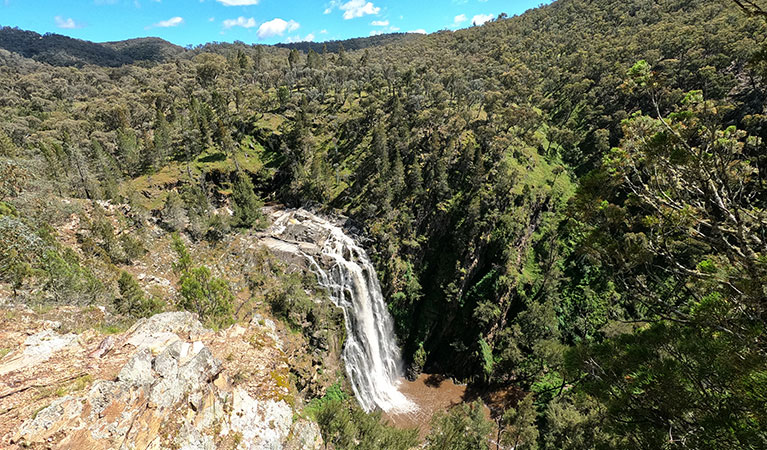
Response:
[1,309,323,449]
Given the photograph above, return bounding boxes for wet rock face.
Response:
[257,208,341,263]
[8,312,323,450]
[406,364,420,382]
[279,221,331,247]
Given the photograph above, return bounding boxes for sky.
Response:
[0,0,548,46]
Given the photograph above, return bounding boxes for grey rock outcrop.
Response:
[285,419,324,450]
[12,312,323,450]
[0,329,79,376]
[117,348,155,387]
[124,311,205,353]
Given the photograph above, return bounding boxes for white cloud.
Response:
[257,18,299,39]
[407,29,426,34]
[453,14,467,25]
[371,23,399,35]
[471,14,493,26]
[324,0,339,14]
[340,0,379,19]
[286,33,315,43]
[320,29,328,34]
[216,0,259,5]
[148,16,184,28]
[223,16,256,28]
[54,16,82,29]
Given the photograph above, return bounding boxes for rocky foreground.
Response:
[0,309,323,449]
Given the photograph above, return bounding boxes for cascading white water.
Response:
[266,209,415,413]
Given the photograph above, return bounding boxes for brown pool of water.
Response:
[383,373,525,438]
[383,373,473,435]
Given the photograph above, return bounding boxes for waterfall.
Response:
[266,209,415,413]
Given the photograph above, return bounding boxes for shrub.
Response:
[0,215,44,286]
[172,234,234,328]
[231,170,265,229]
[161,191,187,232]
[312,393,418,450]
[178,265,235,328]
[304,382,347,419]
[119,233,147,264]
[426,400,493,450]
[407,342,427,380]
[43,248,105,304]
[265,270,315,330]
[115,271,163,317]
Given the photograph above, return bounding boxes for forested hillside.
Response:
[1,0,766,448]
[0,27,183,67]
[275,32,414,53]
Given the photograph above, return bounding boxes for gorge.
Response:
[1,0,766,447]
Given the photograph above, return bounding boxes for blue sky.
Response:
[0,0,547,46]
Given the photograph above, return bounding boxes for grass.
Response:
[198,152,227,163]
[269,369,296,406]
[302,381,347,419]
[231,369,251,386]
[231,432,243,448]
[31,404,49,420]
[126,164,186,210]
[96,319,134,335]
[255,112,286,133]
[70,374,94,392]
[33,374,95,401]
[125,140,270,212]
[31,303,55,315]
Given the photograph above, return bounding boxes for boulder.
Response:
[229,388,293,450]
[117,348,154,387]
[125,311,205,354]
[284,419,323,450]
